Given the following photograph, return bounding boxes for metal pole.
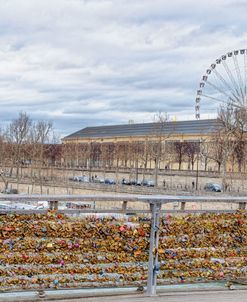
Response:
[147,202,161,296]
[147,203,155,295]
[238,202,246,210]
[196,140,201,191]
[153,203,161,292]
[122,200,128,212]
[196,149,199,190]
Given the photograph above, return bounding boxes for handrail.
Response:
[0,194,247,203]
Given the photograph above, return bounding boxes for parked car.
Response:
[104,178,116,185]
[121,178,131,185]
[142,180,155,187]
[69,176,80,181]
[1,188,18,194]
[94,177,105,184]
[70,176,89,182]
[121,179,142,186]
[204,183,222,192]
[80,176,89,183]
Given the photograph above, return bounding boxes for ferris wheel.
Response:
[195,49,247,119]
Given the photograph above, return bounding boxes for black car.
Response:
[104,178,116,185]
[121,178,131,185]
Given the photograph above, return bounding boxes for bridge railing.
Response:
[0,194,247,295]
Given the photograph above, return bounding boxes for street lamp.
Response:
[195,140,201,190]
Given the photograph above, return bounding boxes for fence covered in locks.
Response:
[0,209,246,291]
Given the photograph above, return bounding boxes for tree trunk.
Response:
[154,158,159,187]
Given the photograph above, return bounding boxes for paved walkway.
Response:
[47,290,247,302]
[1,287,247,302]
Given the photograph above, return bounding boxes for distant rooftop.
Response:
[63,119,220,141]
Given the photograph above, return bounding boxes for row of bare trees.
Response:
[1,107,247,190]
[61,107,247,188]
[201,106,247,189]
[0,112,55,192]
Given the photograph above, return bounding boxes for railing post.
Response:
[122,200,128,212]
[49,201,53,210]
[49,200,58,210]
[180,201,186,211]
[147,202,161,296]
[54,200,58,210]
[238,202,246,210]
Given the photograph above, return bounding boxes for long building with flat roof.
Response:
[63,119,220,143]
[62,119,238,171]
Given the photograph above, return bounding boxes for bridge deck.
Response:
[1,290,247,302]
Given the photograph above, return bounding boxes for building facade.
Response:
[62,119,223,172]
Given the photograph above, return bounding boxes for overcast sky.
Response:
[0,0,247,138]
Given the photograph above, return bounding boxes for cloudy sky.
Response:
[0,0,247,138]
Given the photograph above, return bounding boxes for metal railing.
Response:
[0,194,246,296]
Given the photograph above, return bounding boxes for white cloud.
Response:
[0,0,246,137]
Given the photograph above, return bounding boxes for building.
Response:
[62,119,222,171]
[63,119,219,144]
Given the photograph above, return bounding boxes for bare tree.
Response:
[29,120,53,193]
[184,141,200,170]
[138,140,150,182]
[200,139,212,171]
[100,143,110,179]
[148,113,171,186]
[172,141,186,170]
[128,141,144,183]
[204,106,239,189]
[232,108,247,172]
[5,112,32,190]
[0,130,10,191]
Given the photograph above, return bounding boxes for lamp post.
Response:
[88,141,93,182]
[195,140,201,190]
